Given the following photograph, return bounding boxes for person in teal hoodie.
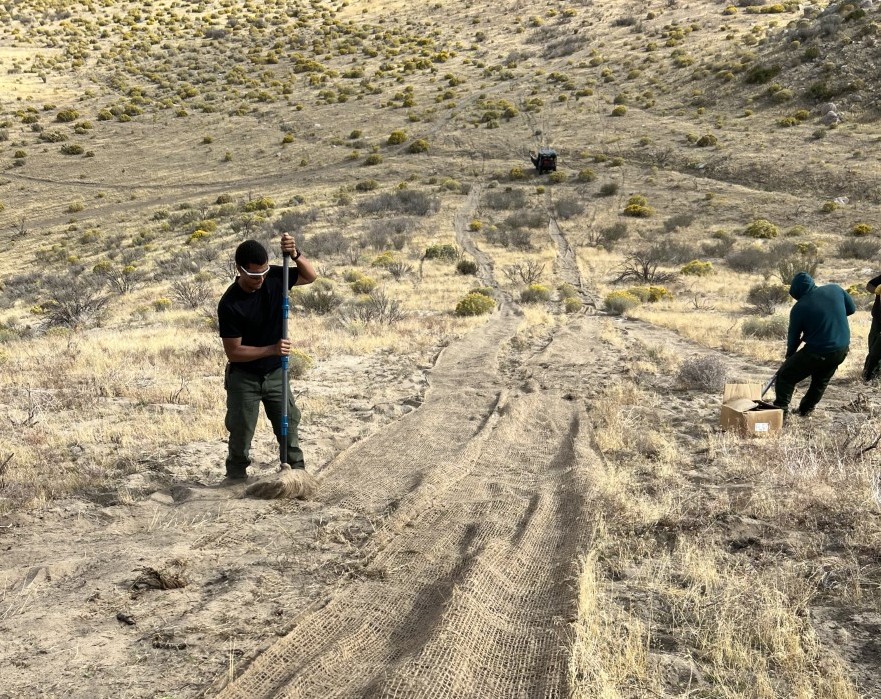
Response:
[773,272,855,418]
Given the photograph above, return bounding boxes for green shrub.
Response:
[456,259,478,275]
[604,291,641,315]
[469,287,495,298]
[599,182,619,196]
[242,197,275,212]
[564,297,583,313]
[623,203,653,218]
[455,292,495,316]
[60,144,84,155]
[744,219,779,239]
[628,286,670,303]
[820,201,838,213]
[152,298,172,312]
[852,223,873,237]
[364,153,383,166]
[371,252,398,268]
[742,315,788,340]
[469,219,482,232]
[288,349,314,379]
[350,275,377,294]
[747,282,790,315]
[281,133,294,144]
[548,171,567,184]
[577,168,597,182]
[387,130,407,145]
[424,243,459,261]
[558,283,579,300]
[56,108,79,122]
[355,179,380,192]
[696,134,718,147]
[680,260,714,276]
[509,166,526,180]
[521,284,552,303]
[611,105,627,116]
[408,139,430,153]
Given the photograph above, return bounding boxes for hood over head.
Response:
[789,272,816,300]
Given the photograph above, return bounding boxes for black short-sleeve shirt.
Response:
[217,265,298,375]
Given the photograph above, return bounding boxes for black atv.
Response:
[530,148,557,174]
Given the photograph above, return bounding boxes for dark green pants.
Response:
[773,347,848,416]
[224,366,304,478]
[863,315,881,381]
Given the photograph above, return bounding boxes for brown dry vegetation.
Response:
[1,0,881,697]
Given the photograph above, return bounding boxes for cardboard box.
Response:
[719,383,783,437]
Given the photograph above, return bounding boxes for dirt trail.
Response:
[3,192,878,698]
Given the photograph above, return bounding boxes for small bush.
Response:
[747,282,790,315]
[242,197,275,212]
[564,297,582,313]
[60,144,84,155]
[725,245,770,272]
[820,201,838,213]
[611,105,627,116]
[623,203,653,218]
[577,168,597,182]
[350,276,377,294]
[355,179,380,192]
[676,355,727,391]
[627,286,671,303]
[387,130,407,145]
[695,134,718,147]
[837,238,881,260]
[599,182,619,196]
[456,259,478,275]
[742,315,788,340]
[744,219,779,239]
[364,153,383,166]
[455,292,495,316]
[294,279,343,315]
[288,349,314,379]
[408,139,430,153]
[851,223,873,237]
[604,291,641,315]
[424,243,460,261]
[680,260,714,276]
[371,252,398,268]
[56,108,79,122]
[521,284,552,303]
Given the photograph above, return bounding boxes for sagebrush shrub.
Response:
[350,275,377,294]
[456,259,478,275]
[744,218,779,239]
[676,355,727,391]
[742,315,788,340]
[521,284,552,303]
[604,290,641,315]
[680,260,714,276]
[455,293,495,316]
[288,349,314,379]
[747,282,790,315]
[424,243,459,261]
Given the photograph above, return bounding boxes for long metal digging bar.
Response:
[760,372,777,399]
[280,246,290,468]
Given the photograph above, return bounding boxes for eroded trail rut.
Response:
[219,305,603,698]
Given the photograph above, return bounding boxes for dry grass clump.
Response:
[676,354,728,391]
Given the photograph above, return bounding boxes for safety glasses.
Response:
[238,264,270,279]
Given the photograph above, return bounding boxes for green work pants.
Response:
[773,347,848,417]
[224,366,304,478]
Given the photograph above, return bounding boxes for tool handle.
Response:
[280,250,290,465]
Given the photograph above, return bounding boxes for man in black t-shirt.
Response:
[863,273,881,382]
[217,234,317,481]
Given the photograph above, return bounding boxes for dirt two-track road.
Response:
[3,191,878,699]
